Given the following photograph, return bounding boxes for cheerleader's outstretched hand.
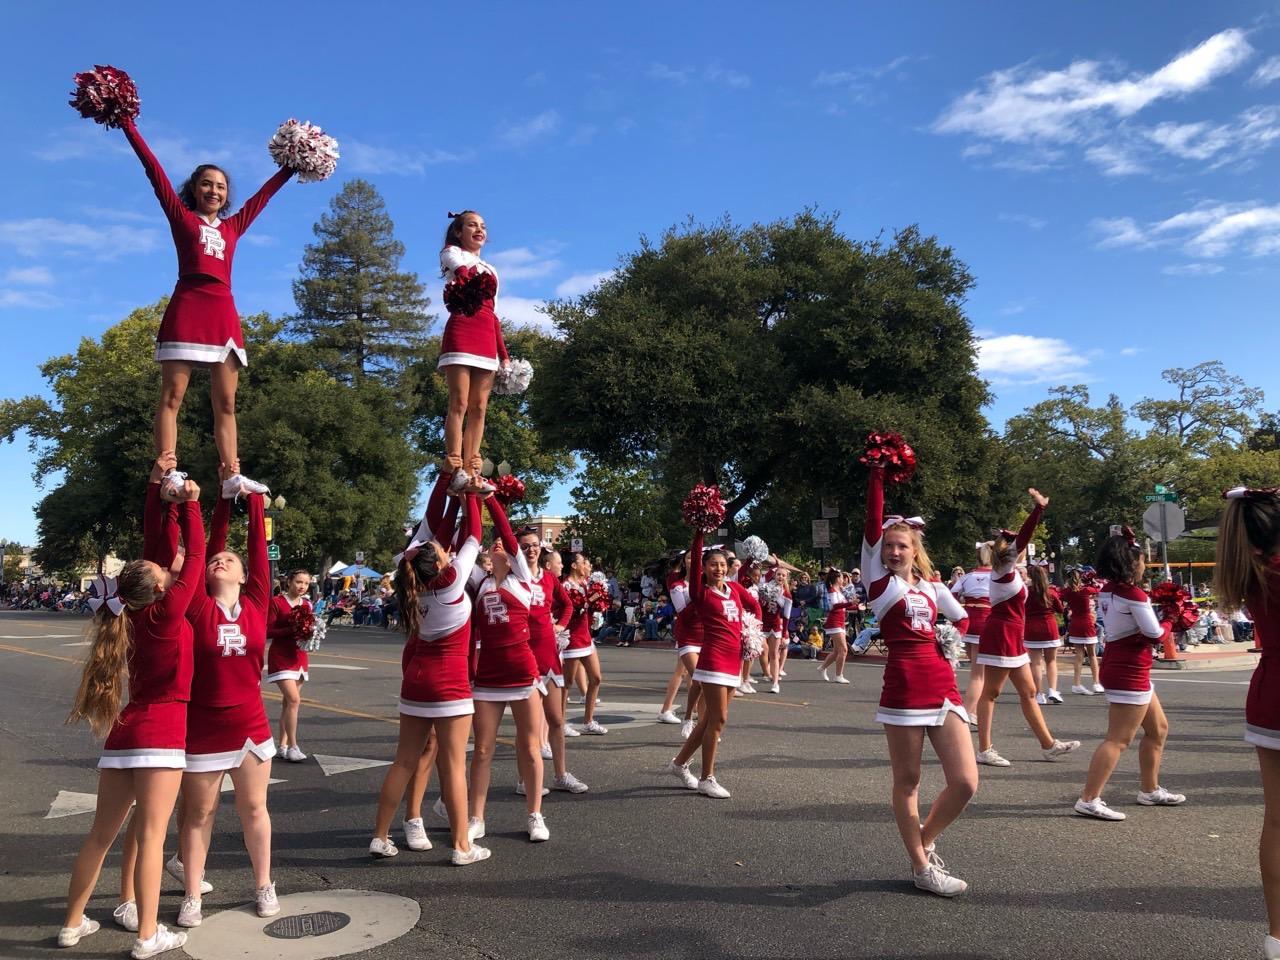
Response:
[1029,488,1049,508]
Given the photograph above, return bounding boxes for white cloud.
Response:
[1119,346,1143,356]
[705,63,751,89]
[977,333,1091,385]
[499,295,554,334]
[650,61,751,89]
[496,111,562,148]
[814,56,920,103]
[0,288,62,309]
[1093,201,1280,259]
[1084,143,1147,176]
[997,297,1036,316]
[487,247,562,282]
[1251,55,1280,86]
[555,270,615,298]
[0,218,159,258]
[649,63,691,84]
[1162,262,1225,276]
[343,140,464,175]
[998,212,1047,230]
[82,206,154,223]
[239,234,278,248]
[33,125,131,162]
[1143,106,1280,166]
[1092,216,1149,248]
[3,266,53,285]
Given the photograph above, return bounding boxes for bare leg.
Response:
[131,769,183,940]
[977,666,1008,753]
[660,660,684,713]
[1028,649,1045,694]
[1044,648,1059,693]
[119,812,138,905]
[468,701,504,822]
[275,679,301,749]
[674,684,730,777]
[1008,664,1055,748]
[434,715,476,852]
[883,725,929,871]
[444,365,471,462]
[582,652,603,724]
[63,770,135,928]
[1072,646,1085,686]
[208,357,240,470]
[1258,747,1280,939]
[1080,702,1147,801]
[373,715,435,841]
[228,757,273,889]
[178,772,223,898]
[1136,693,1170,793]
[403,730,437,822]
[922,715,980,848]
[542,683,568,779]
[832,630,848,677]
[963,654,985,717]
[511,695,544,815]
[461,369,495,467]
[154,361,193,461]
[681,653,702,718]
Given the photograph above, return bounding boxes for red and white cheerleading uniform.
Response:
[950,567,992,645]
[100,496,206,769]
[1023,585,1064,649]
[1060,584,1101,644]
[862,468,971,726]
[823,588,855,635]
[437,246,509,372]
[761,571,793,640]
[1098,581,1168,705]
[668,571,703,658]
[265,594,311,682]
[122,120,292,367]
[184,494,274,772]
[400,493,483,718]
[529,568,572,688]
[975,504,1044,669]
[1245,557,1280,749]
[470,496,541,701]
[686,529,762,687]
[560,579,596,661]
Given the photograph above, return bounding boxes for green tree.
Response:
[560,457,674,570]
[288,179,431,385]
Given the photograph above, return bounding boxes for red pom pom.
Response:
[584,580,612,613]
[861,431,917,484]
[494,474,526,505]
[70,65,140,129]
[443,266,496,317]
[682,483,726,532]
[1148,581,1198,633]
[289,606,315,645]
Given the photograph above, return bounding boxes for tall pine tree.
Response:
[289,179,430,384]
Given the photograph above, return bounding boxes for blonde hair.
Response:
[66,560,157,738]
[990,530,1024,569]
[884,522,935,582]
[1215,495,1280,614]
[975,542,994,567]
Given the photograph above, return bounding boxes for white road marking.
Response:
[45,790,100,819]
[314,754,392,777]
[0,634,80,640]
[305,663,368,671]
[1158,677,1249,686]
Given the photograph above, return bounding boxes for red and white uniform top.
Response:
[411,515,482,644]
[975,504,1044,667]
[528,567,572,680]
[560,578,595,656]
[187,494,271,708]
[823,587,855,632]
[1097,580,1167,703]
[950,567,992,641]
[686,529,763,687]
[437,245,509,371]
[668,571,704,652]
[1023,584,1064,646]
[1245,557,1280,748]
[760,570,794,636]
[470,496,541,692]
[266,593,312,680]
[1060,584,1101,639]
[861,467,970,725]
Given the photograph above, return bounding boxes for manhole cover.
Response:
[265,911,351,939]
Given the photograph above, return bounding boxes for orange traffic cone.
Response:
[1159,622,1182,663]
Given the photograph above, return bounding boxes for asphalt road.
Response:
[0,609,1266,960]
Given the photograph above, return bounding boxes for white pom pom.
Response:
[589,570,607,585]
[302,618,327,653]
[741,535,769,563]
[268,119,339,183]
[758,580,782,607]
[934,622,964,662]
[493,357,534,395]
[841,584,858,602]
[740,610,765,661]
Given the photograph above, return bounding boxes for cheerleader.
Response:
[666,524,762,799]
[817,569,856,683]
[761,567,794,695]
[736,563,763,694]
[1214,487,1280,959]
[660,555,705,739]
[952,543,994,719]
[1060,568,1104,695]
[856,459,979,895]
[1074,527,1186,820]
[974,491,1080,767]
[517,530,590,793]
[561,554,608,735]
[60,471,204,958]
[119,117,291,496]
[176,487,279,927]
[467,496,551,842]
[370,476,490,864]
[438,211,508,492]
[1023,563,1065,705]
[266,569,314,762]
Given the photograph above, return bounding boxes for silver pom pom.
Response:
[493,357,534,395]
[740,535,769,563]
[301,617,327,653]
[758,580,783,607]
[268,119,339,183]
[740,610,765,661]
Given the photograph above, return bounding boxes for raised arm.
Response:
[864,466,885,546]
[440,245,469,276]
[207,493,231,556]
[225,166,294,235]
[688,528,705,603]
[154,500,207,620]
[120,119,186,223]
[426,470,452,532]
[143,482,179,567]
[244,493,271,609]
[484,493,531,580]
[1014,495,1046,554]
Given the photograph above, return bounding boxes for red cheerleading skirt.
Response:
[184,699,273,772]
[1067,617,1098,643]
[692,634,741,687]
[438,305,499,371]
[1023,613,1062,648]
[1098,636,1154,704]
[156,276,246,366]
[266,640,309,682]
[100,700,188,769]
[976,616,1030,668]
[400,629,474,718]
[473,639,540,700]
[1247,653,1280,750]
[527,623,564,686]
[875,639,967,726]
[961,604,990,643]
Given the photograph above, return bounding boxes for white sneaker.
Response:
[698,776,731,799]
[657,710,681,724]
[1092,682,1105,693]
[563,724,581,737]
[451,844,491,865]
[515,781,549,797]
[1043,739,1081,760]
[432,796,450,825]
[160,469,188,499]
[779,670,788,677]
[368,836,399,858]
[1035,692,1048,705]
[402,817,431,851]
[769,682,780,694]
[744,683,758,694]
[552,771,589,793]
[582,720,608,735]
[131,924,186,959]
[58,917,100,947]
[1265,934,1280,960]
[1071,684,1095,696]
[819,666,830,682]
[467,817,485,841]
[528,813,550,842]
[834,674,850,685]
[1074,797,1126,821]
[540,743,553,759]
[284,745,306,762]
[276,744,288,759]
[733,687,745,698]
[176,895,202,928]
[913,862,968,897]
[1047,689,1064,704]
[680,719,695,740]
[256,882,280,918]
[1136,786,1187,806]
[668,759,698,790]
[113,900,138,932]
[221,474,267,499]
[447,469,470,494]
[165,855,212,894]
[976,748,1011,767]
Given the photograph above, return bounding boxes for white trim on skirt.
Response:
[676,644,703,658]
[962,634,981,645]
[541,668,565,689]
[399,696,475,718]
[562,643,596,660]
[473,681,546,702]
[692,668,742,687]
[437,351,499,371]
[184,736,275,773]
[1105,685,1154,705]
[1246,723,1280,751]
[98,747,187,770]
[1023,639,1063,649]
[1068,635,1099,645]
[876,699,970,727]
[155,339,247,367]
[975,651,1030,668]
[266,669,308,683]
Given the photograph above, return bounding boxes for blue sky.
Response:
[3,2,1279,544]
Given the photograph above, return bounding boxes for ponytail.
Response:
[1027,564,1050,607]
[1215,495,1280,614]
[395,559,423,639]
[1065,568,1083,591]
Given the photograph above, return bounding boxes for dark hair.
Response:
[443,210,480,253]
[516,526,540,541]
[823,567,842,589]
[1026,564,1050,607]
[1215,494,1280,614]
[1065,568,1083,591]
[668,554,687,580]
[1096,535,1143,585]
[394,550,442,638]
[560,551,585,576]
[286,568,310,581]
[178,165,233,218]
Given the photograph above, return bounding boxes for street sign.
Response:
[1142,502,1185,543]
[355,551,364,564]
[821,498,839,519]
[811,519,830,549]
[1027,542,1036,557]
[264,517,274,541]
[1154,484,1170,494]
[267,544,281,561]
[570,538,584,553]
[1143,493,1178,503]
